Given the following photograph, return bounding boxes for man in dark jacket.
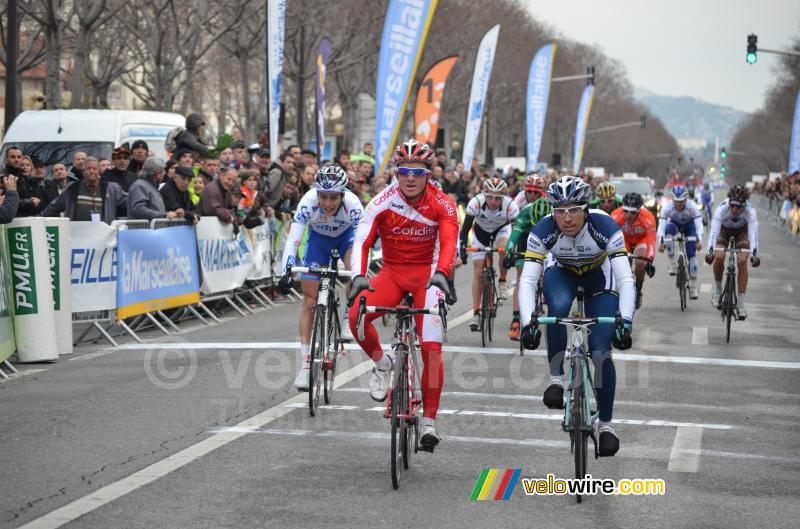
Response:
[175,113,209,156]
[103,146,137,191]
[0,174,20,223]
[160,166,198,224]
[262,152,295,209]
[198,167,238,226]
[41,158,126,224]
[2,146,40,216]
[128,140,149,175]
[36,162,70,211]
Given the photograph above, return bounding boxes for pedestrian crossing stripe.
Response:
[470,468,522,500]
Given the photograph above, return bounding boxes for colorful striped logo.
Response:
[470,469,522,500]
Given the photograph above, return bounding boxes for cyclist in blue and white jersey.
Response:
[699,182,713,211]
[278,165,364,390]
[656,185,704,299]
[518,176,636,457]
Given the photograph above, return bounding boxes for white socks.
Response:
[599,420,614,433]
[300,344,310,369]
[376,354,392,371]
[421,417,435,429]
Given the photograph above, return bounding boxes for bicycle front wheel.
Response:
[724,273,735,343]
[481,275,492,347]
[390,345,408,489]
[677,255,687,311]
[308,306,326,416]
[572,386,586,503]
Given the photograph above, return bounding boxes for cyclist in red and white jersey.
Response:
[348,139,458,451]
[513,173,546,210]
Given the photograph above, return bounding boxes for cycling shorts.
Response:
[302,228,354,280]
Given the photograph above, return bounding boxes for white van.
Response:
[1,109,184,166]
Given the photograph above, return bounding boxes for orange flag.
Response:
[414,56,458,145]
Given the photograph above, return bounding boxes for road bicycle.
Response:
[355,295,447,490]
[665,234,696,311]
[465,237,504,347]
[717,236,751,343]
[527,287,621,503]
[627,254,655,309]
[289,249,351,416]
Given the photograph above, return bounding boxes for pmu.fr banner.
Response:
[116,225,200,319]
[526,43,557,172]
[267,0,286,158]
[70,221,118,313]
[572,84,595,174]
[788,90,800,174]
[462,24,500,169]
[415,55,458,145]
[195,217,253,295]
[315,37,332,162]
[374,0,439,176]
[0,227,16,363]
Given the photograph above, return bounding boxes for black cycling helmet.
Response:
[622,192,644,211]
[728,184,749,205]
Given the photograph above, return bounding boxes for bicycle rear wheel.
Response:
[390,344,408,489]
[308,306,326,416]
[323,302,340,405]
[677,255,687,311]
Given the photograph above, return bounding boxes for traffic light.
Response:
[720,164,726,179]
[721,147,727,159]
[746,34,758,64]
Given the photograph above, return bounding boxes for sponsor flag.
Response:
[267,0,286,158]
[572,84,595,174]
[374,0,439,176]
[526,43,557,172]
[414,55,458,145]
[315,37,332,161]
[462,24,500,169]
[788,90,800,174]
[469,469,522,500]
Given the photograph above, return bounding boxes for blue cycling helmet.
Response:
[671,185,688,202]
[546,176,592,206]
[314,165,348,193]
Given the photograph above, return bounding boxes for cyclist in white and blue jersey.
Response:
[278,165,364,390]
[518,176,636,457]
[656,185,704,299]
[699,182,714,211]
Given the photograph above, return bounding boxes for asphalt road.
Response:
[1,209,799,528]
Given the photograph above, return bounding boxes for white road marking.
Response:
[668,426,703,472]
[336,387,742,414]
[0,368,48,383]
[700,283,712,294]
[116,342,800,370]
[207,428,793,463]
[17,360,374,529]
[280,402,732,430]
[692,326,709,345]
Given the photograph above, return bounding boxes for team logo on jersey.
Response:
[350,209,362,225]
[390,201,404,210]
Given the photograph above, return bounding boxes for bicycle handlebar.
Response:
[355,296,448,343]
[290,266,353,278]
[665,235,698,242]
[465,246,506,253]
[534,316,618,326]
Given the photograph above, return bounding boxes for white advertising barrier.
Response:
[245,223,272,281]
[5,218,58,362]
[195,217,253,295]
[44,217,73,356]
[69,221,118,312]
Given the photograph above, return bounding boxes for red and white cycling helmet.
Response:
[525,173,546,191]
[393,139,435,167]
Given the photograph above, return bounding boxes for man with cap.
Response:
[128,140,149,175]
[160,166,198,224]
[230,140,249,168]
[127,158,171,221]
[172,148,196,169]
[103,146,137,191]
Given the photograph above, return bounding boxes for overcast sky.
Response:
[524,0,800,113]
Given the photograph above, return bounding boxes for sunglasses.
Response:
[622,207,639,214]
[600,197,616,203]
[553,204,587,217]
[729,202,744,208]
[397,167,430,177]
